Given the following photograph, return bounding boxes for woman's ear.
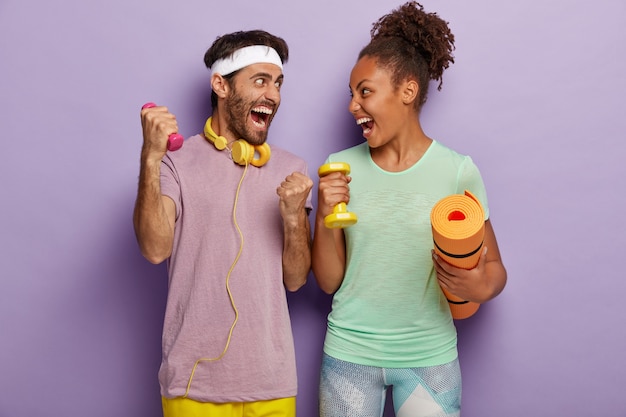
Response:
[211,73,229,98]
[402,79,419,105]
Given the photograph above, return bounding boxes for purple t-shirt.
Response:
[159,133,311,403]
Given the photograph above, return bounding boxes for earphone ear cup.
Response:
[231,141,271,167]
[204,117,227,150]
[231,140,255,165]
[251,143,271,167]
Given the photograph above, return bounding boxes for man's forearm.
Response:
[282,209,311,292]
[133,158,174,264]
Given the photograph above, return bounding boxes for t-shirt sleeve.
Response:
[160,155,182,220]
[457,156,490,220]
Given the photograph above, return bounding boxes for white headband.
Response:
[210,45,283,76]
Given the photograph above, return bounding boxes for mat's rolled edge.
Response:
[431,190,485,319]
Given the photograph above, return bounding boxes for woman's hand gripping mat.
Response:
[430,190,485,319]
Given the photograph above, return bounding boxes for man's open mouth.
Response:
[251,106,273,128]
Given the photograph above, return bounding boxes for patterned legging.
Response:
[319,353,461,417]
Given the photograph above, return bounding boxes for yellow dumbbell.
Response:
[318,162,358,229]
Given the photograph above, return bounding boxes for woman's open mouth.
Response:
[356,117,374,135]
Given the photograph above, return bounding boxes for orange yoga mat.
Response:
[430,190,485,319]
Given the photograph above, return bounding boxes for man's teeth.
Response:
[251,107,272,127]
[253,107,273,115]
[356,117,372,126]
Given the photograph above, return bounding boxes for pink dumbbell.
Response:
[141,102,184,151]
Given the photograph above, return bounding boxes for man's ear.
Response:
[401,79,419,105]
[211,73,229,98]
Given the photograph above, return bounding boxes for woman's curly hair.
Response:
[359,1,455,108]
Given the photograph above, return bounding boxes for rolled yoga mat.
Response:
[430,190,485,319]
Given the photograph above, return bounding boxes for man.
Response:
[133,30,313,417]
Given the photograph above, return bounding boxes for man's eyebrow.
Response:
[248,72,284,82]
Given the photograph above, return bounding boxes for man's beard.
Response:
[224,88,272,146]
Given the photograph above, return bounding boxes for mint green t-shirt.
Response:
[323,141,489,368]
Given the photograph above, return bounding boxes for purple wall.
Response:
[1,0,625,416]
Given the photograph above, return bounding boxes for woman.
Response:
[312,2,507,416]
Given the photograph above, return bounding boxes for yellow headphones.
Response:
[203,117,271,167]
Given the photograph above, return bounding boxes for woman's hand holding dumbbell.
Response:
[317,162,358,229]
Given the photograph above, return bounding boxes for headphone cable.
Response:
[183,161,249,398]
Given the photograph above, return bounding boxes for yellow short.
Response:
[162,396,296,417]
